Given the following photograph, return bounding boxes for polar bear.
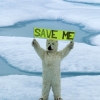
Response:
[32,39,74,100]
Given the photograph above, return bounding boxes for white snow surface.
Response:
[0,75,100,100]
[0,36,100,72]
[0,0,100,32]
[90,34,100,46]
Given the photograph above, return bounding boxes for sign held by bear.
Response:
[34,27,75,40]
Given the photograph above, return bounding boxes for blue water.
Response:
[0,20,99,77]
[0,20,88,43]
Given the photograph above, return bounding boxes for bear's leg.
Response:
[40,80,51,100]
[52,79,62,100]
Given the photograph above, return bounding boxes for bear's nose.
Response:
[48,45,53,50]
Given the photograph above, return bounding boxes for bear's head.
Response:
[46,39,58,52]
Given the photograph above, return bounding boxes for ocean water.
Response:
[0,20,88,43]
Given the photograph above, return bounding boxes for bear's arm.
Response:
[58,41,74,59]
[32,39,45,59]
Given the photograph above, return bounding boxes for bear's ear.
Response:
[47,38,51,41]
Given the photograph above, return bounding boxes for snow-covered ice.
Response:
[0,0,100,32]
[0,75,42,100]
[0,36,100,72]
[0,0,100,99]
[0,0,100,48]
[90,34,100,46]
[0,75,100,100]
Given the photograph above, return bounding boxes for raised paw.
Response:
[68,41,74,49]
[32,39,37,46]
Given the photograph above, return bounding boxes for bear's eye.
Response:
[52,43,54,45]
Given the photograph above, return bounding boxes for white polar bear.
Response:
[32,39,74,100]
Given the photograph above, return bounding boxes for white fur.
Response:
[32,39,74,100]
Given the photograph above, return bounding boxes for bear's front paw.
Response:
[68,41,74,49]
[32,39,37,46]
